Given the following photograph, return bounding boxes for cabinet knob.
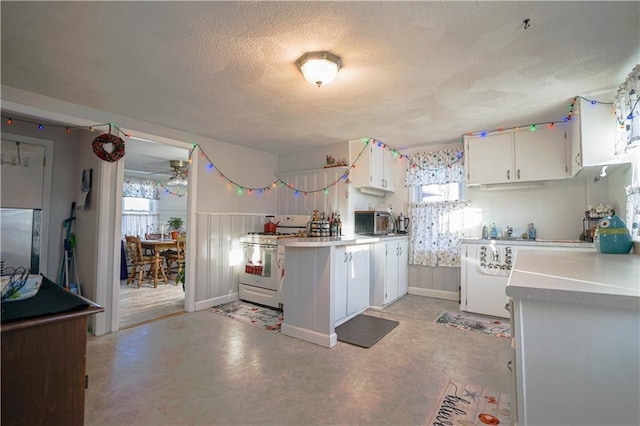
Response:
[507,360,513,373]
[517,169,520,180]
[575,152,581,166]
[506,170,511,180]
[504,302,511,312]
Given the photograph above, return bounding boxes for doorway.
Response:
[118,137,190,329]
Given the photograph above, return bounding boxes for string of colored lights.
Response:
[462,96,622,139]
[0,115,131,137]
[3,94,627,193]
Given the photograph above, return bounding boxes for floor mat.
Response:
[208,300,283,332]
[425,380,511,426]
[336,314,399,348]
[434,311,511,338]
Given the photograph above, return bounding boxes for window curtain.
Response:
[122,177,160,237]
[406,148,468,267]
[626,149,640,242]
[121,214,160,238]
[123,178,159,200]
[614,64,640,153]
[616,65,640,243]
[405,148,465,186]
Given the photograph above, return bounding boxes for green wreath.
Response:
[92,133,126,162]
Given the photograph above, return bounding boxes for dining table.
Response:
[140,239,177,273]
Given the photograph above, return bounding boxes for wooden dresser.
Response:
[1,279,103,426]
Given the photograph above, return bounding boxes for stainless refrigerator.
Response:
[1,208,41,274]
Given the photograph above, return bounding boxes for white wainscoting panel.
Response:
[194,212,266,310]
[408,264,460,301]
[277,167,349,216]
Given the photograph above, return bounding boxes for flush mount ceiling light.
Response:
[295,51,341,87]
[166,160,189,186]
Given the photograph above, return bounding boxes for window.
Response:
[415,182,465,203]
[121,197,159,237]
[122,197,158,214]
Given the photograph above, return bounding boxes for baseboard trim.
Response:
[281,323,337,348]
[195,293,238,311]
[408,287,459,301]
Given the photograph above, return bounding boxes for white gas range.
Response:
[238,215,309,309]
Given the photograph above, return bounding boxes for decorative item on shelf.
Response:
[586,204,615,219]
[323,156,348,168]
[594,215,633,254]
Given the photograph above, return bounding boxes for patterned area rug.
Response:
[434,311,511,338]
[208,300,283,332]
[425,380,511,426]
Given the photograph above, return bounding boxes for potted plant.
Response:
[167,217,184,239]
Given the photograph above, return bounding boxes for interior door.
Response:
[1,138,48,274]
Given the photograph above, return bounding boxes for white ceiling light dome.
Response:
[295,51,342,88]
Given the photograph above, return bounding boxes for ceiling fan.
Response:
[166,160,189,186]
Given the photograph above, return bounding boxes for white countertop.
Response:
[462,238,594,248]
[277,234,408,247]
[506,249,640,310]
[277,235,380,247]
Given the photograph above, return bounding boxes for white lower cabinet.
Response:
[371,238,409,307]
[461,242,593,318]
[334,244,371,325]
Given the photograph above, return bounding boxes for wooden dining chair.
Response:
[163,236,186,285]
[125,235,167,288]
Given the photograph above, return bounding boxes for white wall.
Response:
[195,141,277,215]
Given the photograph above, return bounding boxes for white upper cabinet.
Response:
[514,126,567,182]
[349,139,396,195]
[465,132,513,185]
[566,97,618,176]
[464,127,567,185]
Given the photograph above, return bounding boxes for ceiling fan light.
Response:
[166,159,189,186]
[166,176,188,186]
[295,51,341,87]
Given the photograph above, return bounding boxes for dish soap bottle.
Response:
[481,223,489,239]
[490,222,498,238]
[528,223,537,240]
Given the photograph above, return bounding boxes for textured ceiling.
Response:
[1,1,639,156]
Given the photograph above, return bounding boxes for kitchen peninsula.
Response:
[506,249,640,426]
[278,235,379,348]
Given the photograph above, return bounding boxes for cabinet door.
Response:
[347,245,370,315]
[382,148,396,192]
[465,132,514,185]
[514,127,567,181]
[334,246,348,322]
[397,239,408,297]
[384,242,399,304]
[370,143,385,189]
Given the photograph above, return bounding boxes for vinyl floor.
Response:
[87,295,512,425]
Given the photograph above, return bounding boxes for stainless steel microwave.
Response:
[354,210,391,235]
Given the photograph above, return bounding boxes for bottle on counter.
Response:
[482,222,489,239]
[337,214,342,236]
[528,223,537,240]
[490,222,498,238]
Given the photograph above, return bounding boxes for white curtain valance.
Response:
[123,178,159,200]
[405,148,465,186]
